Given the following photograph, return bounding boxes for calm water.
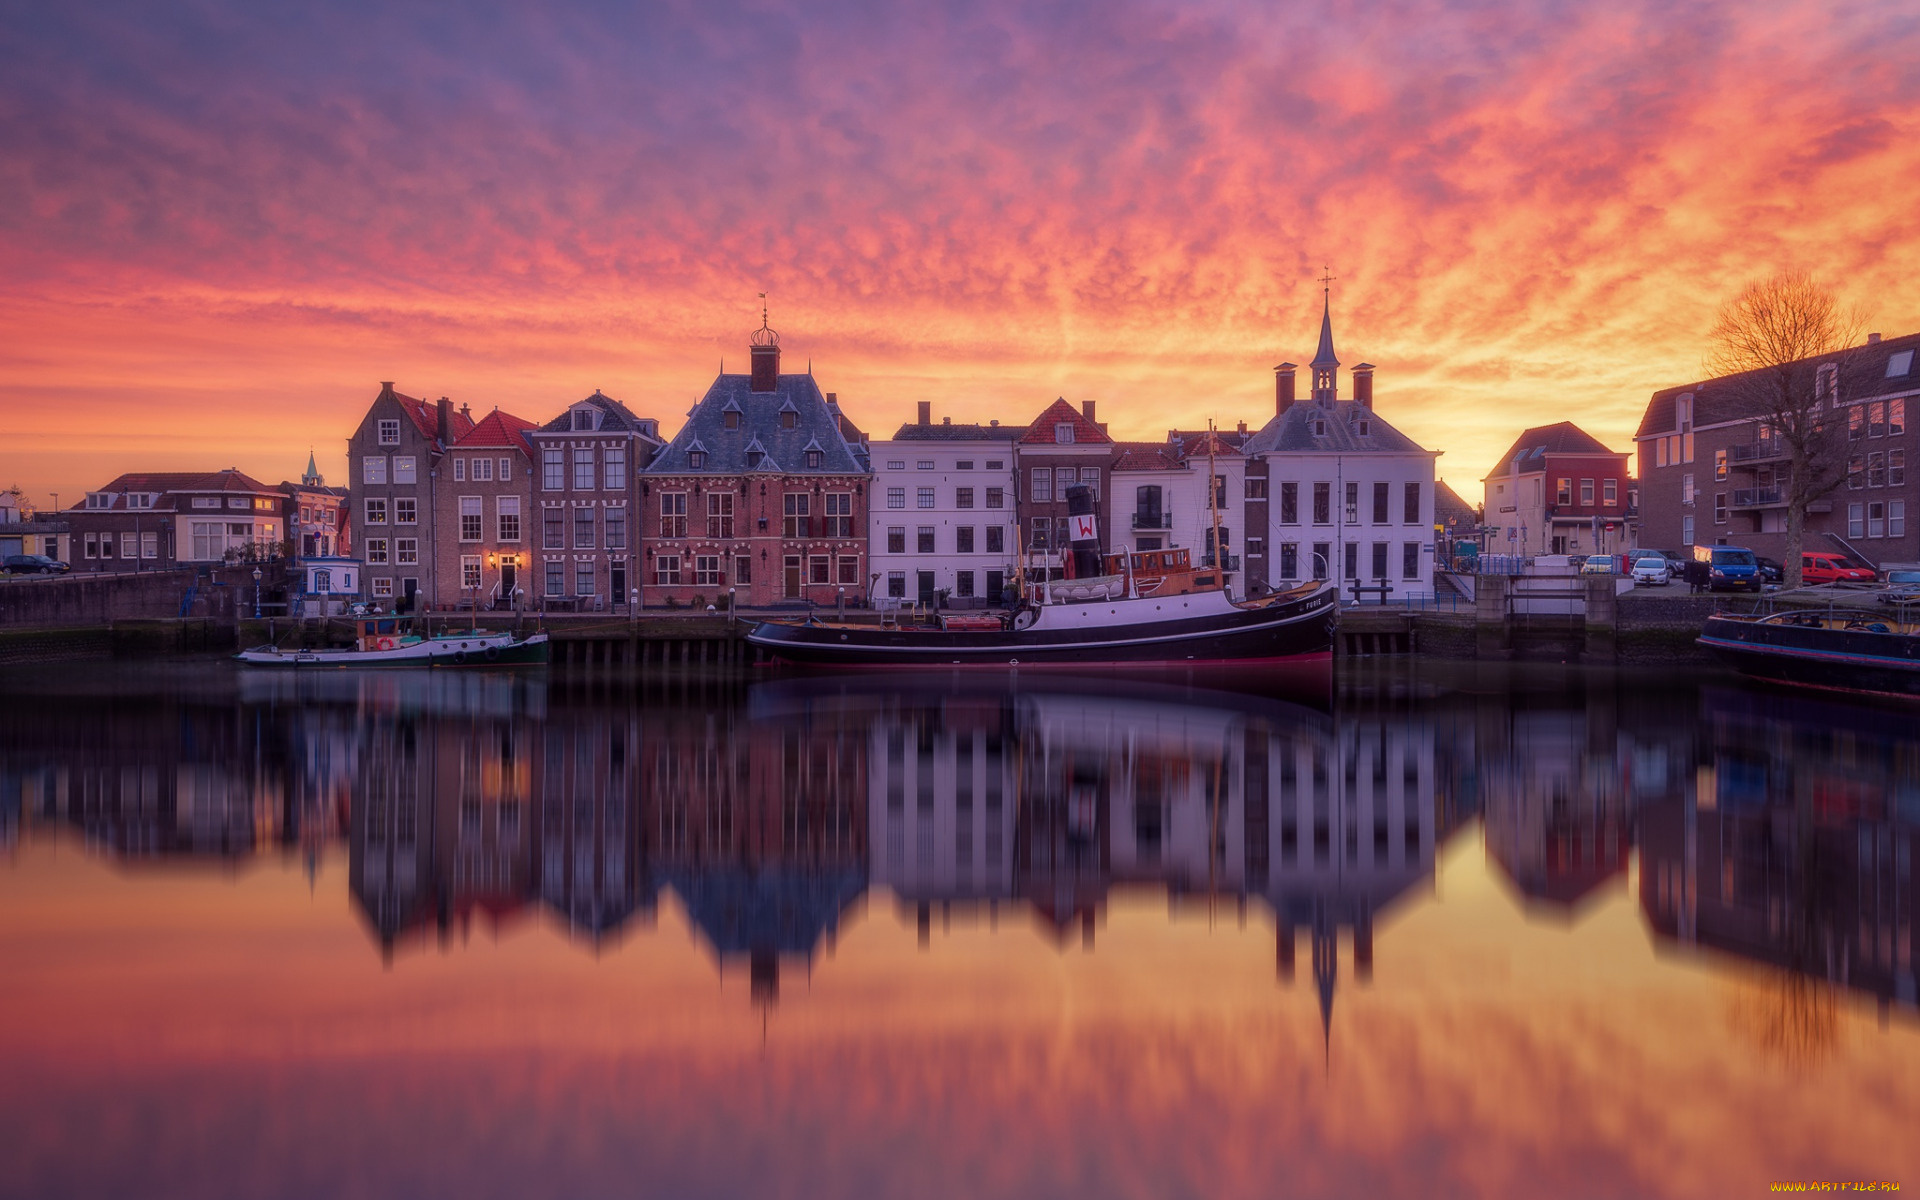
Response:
[1,660,1915,1199]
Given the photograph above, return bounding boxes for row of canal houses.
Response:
[42,299,1461,611]
[343,301,1451,612]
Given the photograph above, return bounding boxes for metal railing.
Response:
[1731,486,1784,508]
[1200,553,1240,571]
[1729,438,1786,464]
[1131,511,1173,529]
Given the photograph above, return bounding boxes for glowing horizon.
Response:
[4,0,1918,506]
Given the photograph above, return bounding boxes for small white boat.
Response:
[235,617,550,668]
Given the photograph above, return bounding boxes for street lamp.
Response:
[252,566,263,618]
[486,551,497,612]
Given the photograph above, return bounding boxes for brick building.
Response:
[527,391,663,612]
[346,384,473,611]
[1481,422,1632,557]
[283,452,350,560]
[62,469,286,573]
[640,324,871,608]
[437,408,539,610]
[1015,398,1113,572]
[1634,330,1920,564]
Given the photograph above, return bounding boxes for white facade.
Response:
[1257,444,1439,599]
[868,430,1020,606]
[1112,447,1246,570]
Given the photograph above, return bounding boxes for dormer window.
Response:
[1889,350,1915,377]
[1054,423,1075,444]
[86,493,112,510]
[687,452,705,470]
[746,450,763,469]
[807,450,823,469]
[781,410,797,430]
[377,419,401,446]
[572,408,597,431]
[725,410,740,430]
[1357,420,1370,437]
[1313,419,1327,437]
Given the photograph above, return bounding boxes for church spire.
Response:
[1311,268,1340,404]
[302,449,322,487]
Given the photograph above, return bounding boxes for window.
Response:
[573,507,596,549]
[887,487,905,509]
[1280,543,1299,578]
[781,411,797,430]
[956,460,974,471]
[591,444,619,489]
[191,497,219,510]
[364,498,387,524]
[1556,477,1571,505]
[1311,542,1330,580]
[956,526,975,553]
[459,496,482,541]
[1344,482,1359,523]
[1371,542,1388,579]
[229,497,249,509]
[1603,478,1618,506]
[1682,432,1694,463]
[695,556,722,587]
[454,457,467,482]
[396,538,418,565]
[806,450,822,469]
[886,526,906,553]
[1396,482,1415,525]
[986,526,1004,554]
[365,538,389,565]
[725,409,741,430]
[1682,515,1694,546]
[1280,481,1299,524]
[395,457,417,484]
[887,571,906,598]
[1848,502,1865,539]
[987,459,1005,470]
[371,577,394,598]
[573,448,595,491]
[707,492,734,538]
[1054,423,1075,444]
[887,460,905,471]
[1246,477,1268,500]
[1849,406,1865,440]
[917,487,935,509]
[461,555,482,590]
[1892,501,1907,538]
[1344,542,1359,579]
[1080,469,1101,501]
[838,555,859,585]
[1869,451,1887,488]
[1892,398,1907,436]
[377,419,401,446]
[660,493,687,538]
[1312,483,1330,524]
[541,446,565,491]
[956,487,975,509]
[1655,439,1667,469]
[604,506,626,550]
[1713,493,1727,524]
[1403,542,1421,579]
[576,563,596,596]
[1869,501,1886,538]
[688,451,705,469]
[917,460,935,470]
[1681,473,1695,505]
[543,508,564,549]
[825,493,853,536]
[1247,536,1264,558]
[385,497,412,526]
[1030,517,1051,548]
[1372,482,1389,524]
[1891,450,1906,487]
[1848,456,1865,489]
[1031,468,1053,503]
[497,497,521,542]
[1580,478,1594,506]
[541,561,562,597]
[655,555,681,586]
[917,526,936,554]
[499,457,512,482]
[809,555,830,585]
[956,571,975,598]
[364,456,388,485]
[986,487,1004,509]
[735,555,751,585]
[783,493,809,537]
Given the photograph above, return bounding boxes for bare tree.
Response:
[1704,274,1869,588]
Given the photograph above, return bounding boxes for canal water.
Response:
[0,661,1914,1199]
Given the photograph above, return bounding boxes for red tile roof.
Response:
[1174,431,1245,460]
[1018,398,1113,445]
[457,408,538,450]
[385,386,474,442]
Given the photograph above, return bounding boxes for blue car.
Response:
[1693,544,1762,592]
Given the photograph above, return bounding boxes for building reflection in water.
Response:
[2,663,1915,1029]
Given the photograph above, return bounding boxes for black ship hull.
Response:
[1699,614,1920,699]
[747,586,1338,669]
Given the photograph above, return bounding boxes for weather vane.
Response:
[1319,265,1336,293]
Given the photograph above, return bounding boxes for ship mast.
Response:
[1206,419,1225,590]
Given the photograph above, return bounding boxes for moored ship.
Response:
[236,616,549,668]
[1698,606,1920,699]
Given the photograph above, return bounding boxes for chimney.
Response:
[749,327,780,393]
[1353,364,1376,410]
[918,401,931,426]
[1082,400,1097,424]
[1275,363,1297,417]
[379,381,394,394]
[436,397,451,444]
[943,416,951,425]
[1237,420,1247,435]
[1868,332,1882,344]
[989,419,999,427]
[459,402,471,421]
[826,392,838,406]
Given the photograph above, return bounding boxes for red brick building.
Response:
[1015,398,1113,569]
[62,469,287,573]
[1481,422,1632,557]
[435,408,538,610]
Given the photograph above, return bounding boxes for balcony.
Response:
[1131,511,1173,530]
[1729,438,1787,465]
[1730,486,1785,509]
[1200,553,1240,571]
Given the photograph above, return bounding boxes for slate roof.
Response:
[1172,430,1245,460]
[1634,329,1920,439]
[90,469,279,497]
[1435,480,1477,524]
[458,408,539,451]
[645,373,871,475]
[1311,295,1340,370]
[1484,422,1622,479]
[1111,442,1182,472]
[887,421,1021,442]
[535,390,661,438]
[1242,400,1433,455]
[1019,398,1113,445]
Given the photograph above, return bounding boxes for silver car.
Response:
[1630,555,1670,586]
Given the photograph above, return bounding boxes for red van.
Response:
[1800,552,1876,584]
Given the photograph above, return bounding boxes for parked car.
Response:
[1801,552,1876,585]
[1630,555,1671,586]
[2,554,69,575]
[1579,556,1617,575]
[1880,565,1920,606]
[1753,556,1784,585]
[1651,549,1687,580]
[1693,544,1762,592]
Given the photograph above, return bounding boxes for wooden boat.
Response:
[1698,606,1920,699]
[235,616,549,668]
[748,546,1338,669]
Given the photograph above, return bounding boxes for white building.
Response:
[869,403,1021,607]
[1244,297,1441,600]
[1110,430,1250,581]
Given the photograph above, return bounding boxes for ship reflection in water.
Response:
[2,663,1917,1197]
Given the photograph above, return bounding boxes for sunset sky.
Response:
[4,0,1918,505]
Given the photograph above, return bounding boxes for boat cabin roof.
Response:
[356,618,407,636]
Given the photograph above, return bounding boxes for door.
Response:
[401,577,418,613]
[500,560,518,607]
[608,561,625,608]
[917,570,936,605]
[784,555,802,599]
